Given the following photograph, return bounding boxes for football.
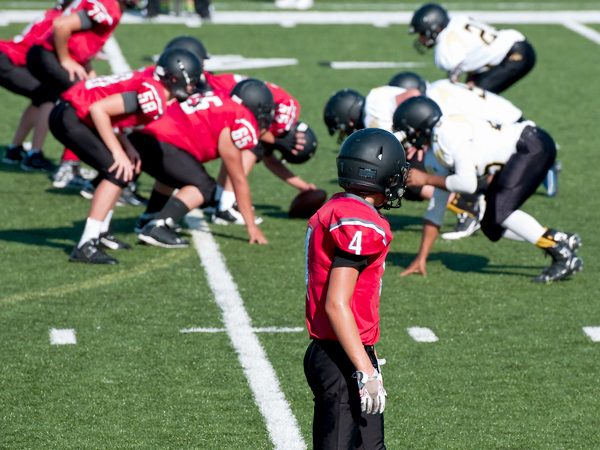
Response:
[289,189,328,218]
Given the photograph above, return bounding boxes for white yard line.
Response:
[583,327,600,342]
[185,209,306,450]
[407,327,439,342]
[102,36,132,73]
[4,10,600,26]
[49,328,77,345]
[562,21,600,44]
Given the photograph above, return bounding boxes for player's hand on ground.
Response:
[247,224,268,245]
[355,369,386,414]
[109,151,135,183]
[61,57,88,82]
[400,257,427,277]
[406,168,428,187]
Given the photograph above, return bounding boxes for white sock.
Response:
[218,190,236,211]
[500,210,545,245]
[215,185,224,202]
[78,218,103,248]
[101,210,114,233]
[501,229,526,242]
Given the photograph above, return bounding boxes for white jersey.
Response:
[363,85,409,132]
[427,79,522,124]
[434,15,525,78]
[423,114,532,225]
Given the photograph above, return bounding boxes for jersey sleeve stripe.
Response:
[329,218,388,246]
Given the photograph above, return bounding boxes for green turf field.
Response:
[1,9,600,450]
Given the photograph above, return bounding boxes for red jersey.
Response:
[140,90,259,162]
[305,193,393,345]
[205,72,300,136]
[62,71,167,134]
[0,9,62,66]
[39,0,122,65]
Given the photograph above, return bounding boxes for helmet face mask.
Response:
[323,89,365,144]
[155,48,203,102]
[392,96,442,152]
[337,129,410,210]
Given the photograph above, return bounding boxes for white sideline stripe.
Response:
[185,209,306,450]
[181,326,305,333]
[328,61,427,69]
[562,21,600,45]
[6,11,600,26]
[583,327,600,342]
[50,328,76,345]
[408,327,439,342]
[102,36,132,74]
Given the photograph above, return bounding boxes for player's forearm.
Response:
[423,173,449,190]
[416,220,440,261]
[90,109,125,157]
[53,19,75,63]
[263,155,303,186]
[230,175,256,226]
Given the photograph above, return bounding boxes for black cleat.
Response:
[21,151,56,171]
[531,241,583,283]
[138,219,189,248]
[2,145,24,164]
[134,213,182,233]
[117,182,149,207]
[69,239,119,264]
[99,232,132,250]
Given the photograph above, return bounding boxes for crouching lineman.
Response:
[204,72,319,225]
[393,96,582,283]
[305,129,409,449]
[0,0,72,168]
[49,47,202,264]
[128,78,270,246]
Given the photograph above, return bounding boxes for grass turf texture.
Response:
[1,18,600,449]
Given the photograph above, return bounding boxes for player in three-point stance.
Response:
[304,128,410,449]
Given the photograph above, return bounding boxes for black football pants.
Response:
[481,126,556,242]
[304,339,386,450]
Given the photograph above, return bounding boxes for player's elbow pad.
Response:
[445,175,477,194]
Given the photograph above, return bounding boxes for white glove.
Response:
[354,368,387,414]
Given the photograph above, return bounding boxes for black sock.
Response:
[145,190,171,215]
[156,197,190,223]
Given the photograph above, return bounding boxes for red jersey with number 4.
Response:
[305,193,393,345]
[62,71,167,133]
[140,90,259,162]
[205,72,300,136]
[0,9,62,67]
[39,0,122,65]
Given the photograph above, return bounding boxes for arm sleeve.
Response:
[121,91,139,114]
[424,188,450,226]
[444,144,478,194]
[332,247,369,272]
[77,10,94,30]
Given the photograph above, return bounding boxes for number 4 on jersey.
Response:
[349,231,363,255]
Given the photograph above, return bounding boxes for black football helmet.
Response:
[230,79,276,130]
[164,35,211,61]
[277,122,318,164]
[409,3,450,53]
[56,0,75,9]
[337,129,410,209]
[119,0,144,9]
[323,89,365,144]
[388,71,428,95]
[392,96,442,150]
[155,48,203,102]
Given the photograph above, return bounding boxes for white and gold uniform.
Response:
[427,79,522,124]
[434,15,525,79]
[363,85,409,131]
[423,114,533,227]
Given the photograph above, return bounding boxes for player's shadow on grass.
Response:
[387,251,543,277]
[0,217,141,254]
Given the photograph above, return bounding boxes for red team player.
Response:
[0,0,73,167]
[304,129,409,450]
[48,47,202,264]
[204,72,319,224]
[26,0,136,182]
[128,78,270,247]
